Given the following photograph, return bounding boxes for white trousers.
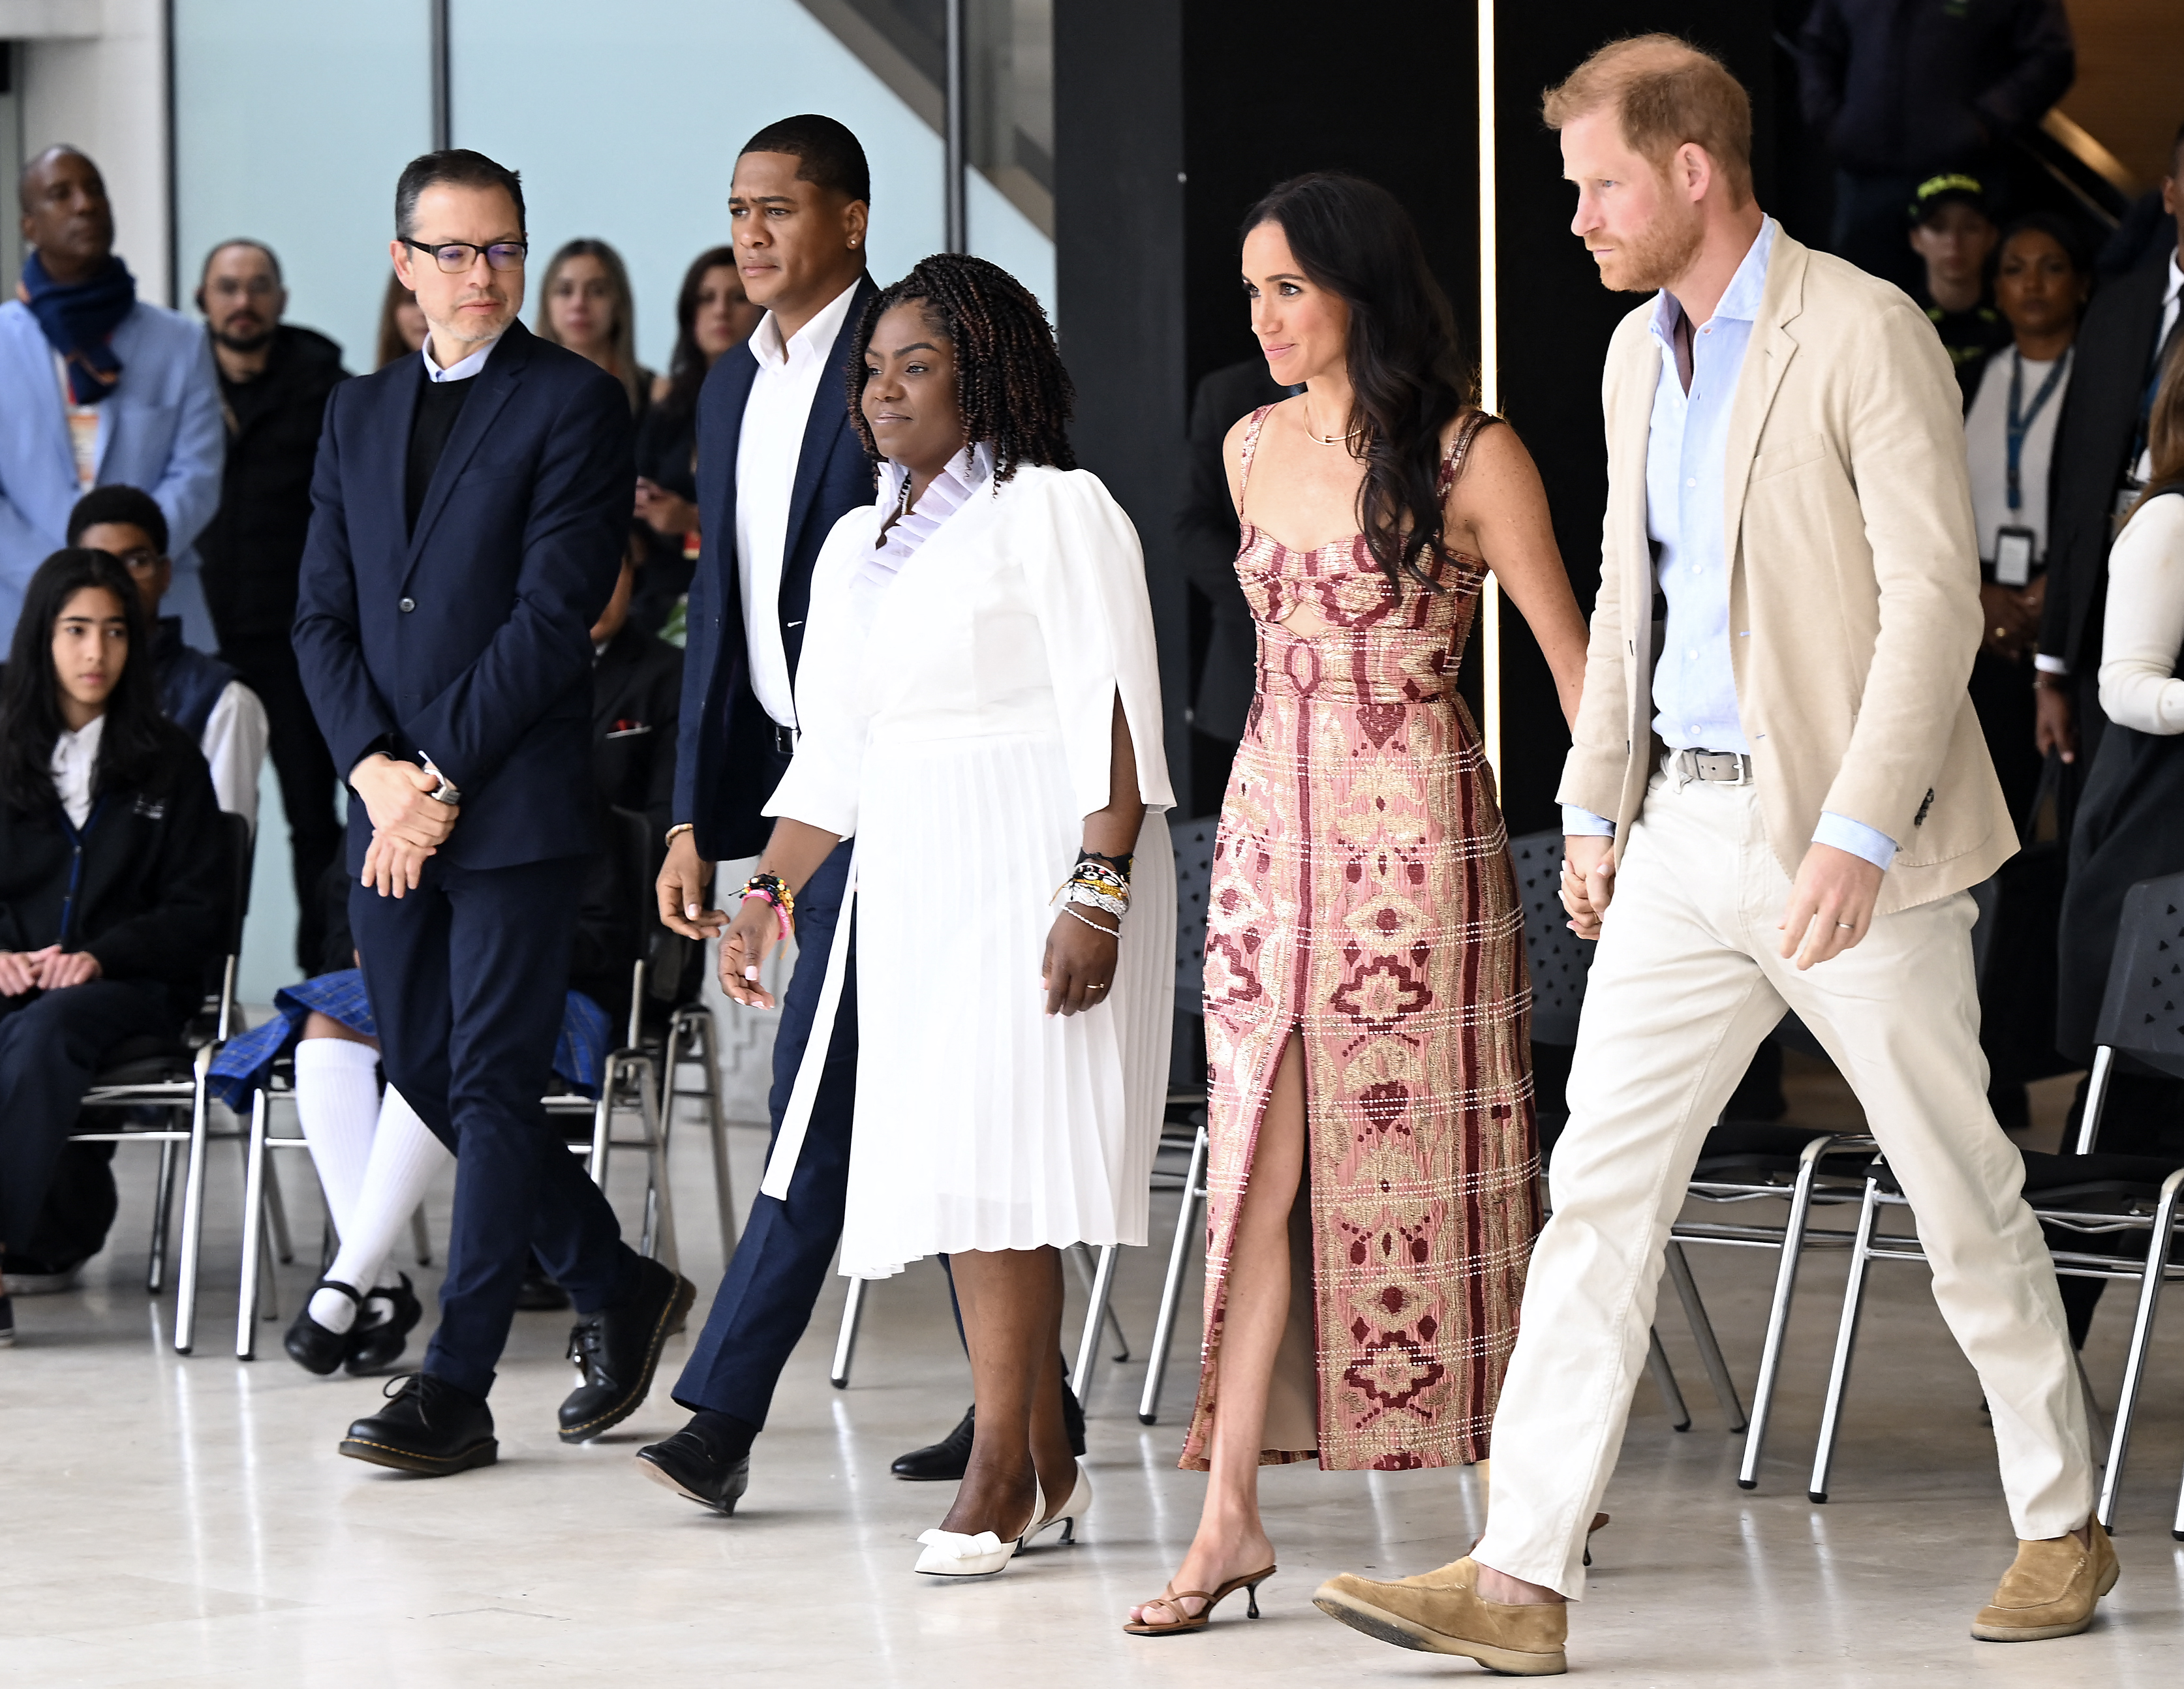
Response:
[1473,771,2093,1597]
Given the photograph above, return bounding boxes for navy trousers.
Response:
[674,838,858,1425]
[0,980,174,1250]
[351,855,639,1399]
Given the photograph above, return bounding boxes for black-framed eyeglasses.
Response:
[401,237,529,274]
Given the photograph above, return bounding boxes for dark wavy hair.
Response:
[1244,172,1474,592]
[846,252,1075,482]
[656,245,742,435]
[0,548,172,814]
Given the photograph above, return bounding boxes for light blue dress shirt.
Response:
[1564,219,1896,871]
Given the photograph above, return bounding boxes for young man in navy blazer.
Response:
[294,149,693,1476]
[636,117,883,1513]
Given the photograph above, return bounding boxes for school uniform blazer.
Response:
[1557,230,2015,917]
[0,299,224,645]
[673,274,879,862]
[293,319,633,872]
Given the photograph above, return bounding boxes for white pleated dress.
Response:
[756,457,1176,1280]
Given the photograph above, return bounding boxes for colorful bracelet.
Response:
[739,872,795,942]
[1060,904,1120,937]
[1066,881,1130,919]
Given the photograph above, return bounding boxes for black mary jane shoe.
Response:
[284,1279,365,1376]
[339,1372,497,1476]
[345,1273,424,1376]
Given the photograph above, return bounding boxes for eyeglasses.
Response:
[401,237,529,274]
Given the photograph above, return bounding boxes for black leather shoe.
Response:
[557,1257,696,1444]
[345,1273,424,1376]
[515,1271,571,1311]
[285,1280,365,1376]
[891,1371,1088,1480]
[893,1404,976,1480]
[339,1373,497,1475]
[636,1427,752,1514]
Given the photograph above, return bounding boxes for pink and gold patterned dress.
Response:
[1181,406,1539,1473]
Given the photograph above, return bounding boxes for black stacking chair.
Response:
[1509,830,1877,1468]
[67,812,251,1355]
[1807,872,2184,1534]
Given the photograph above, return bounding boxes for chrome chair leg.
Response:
[2096,1168,2182,1530]
[587,1084,613,1191]
[831,1275,868,1389]
[1809,1176,1884,1503]
[1663,1240,1746,1432]
[172,1047,215,1355]
[632,1056,678,1275]
[1646,1327,1691,1431]
[1071,1244,1122,1400]
[262,1149,295,1265]
[1738,1134,1836,1488]
[236,1088,269,1359]
[146,1138,178,1294]
[410,1204,433,1266]
[1139,1124,1208,1425]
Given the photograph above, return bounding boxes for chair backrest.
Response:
[1510,830,1592,1046]
[1171,814,1218,1019]
[2093,871,2184,1081]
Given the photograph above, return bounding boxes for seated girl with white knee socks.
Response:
[0,549,230,1347]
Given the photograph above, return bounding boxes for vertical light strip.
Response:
[1477,0,1501,784]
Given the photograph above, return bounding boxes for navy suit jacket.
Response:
[294,320,633,871]
[675,275,880,860]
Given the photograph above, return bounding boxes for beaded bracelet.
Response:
[739,871,795,942]
[1060,904,1120,937]
[1067,881,1130,919]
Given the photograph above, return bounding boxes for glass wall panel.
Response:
[174,0,433,371]
[449,0,947,373]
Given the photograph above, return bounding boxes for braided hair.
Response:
[845,253,1075,482]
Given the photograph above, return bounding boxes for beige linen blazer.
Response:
[1556,229,2015,915]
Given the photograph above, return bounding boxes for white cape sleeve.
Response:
[1013,469,1176,817]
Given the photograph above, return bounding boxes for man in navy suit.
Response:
[634,116,883,1514]
[294,149,692,1476]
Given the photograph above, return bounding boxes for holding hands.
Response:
[1560,834,1617,940]
[0,945,103,996]
[351,753,460,898]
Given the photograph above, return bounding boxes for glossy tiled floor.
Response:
[2,1058,2179,1686]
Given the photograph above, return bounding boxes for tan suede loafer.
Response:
[1314,1557,1568,1675]
[1971,1523,2119,1642]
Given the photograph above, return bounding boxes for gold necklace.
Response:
[1300,397,1362,447]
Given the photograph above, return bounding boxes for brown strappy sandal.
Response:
[1123,1566,1277,1637]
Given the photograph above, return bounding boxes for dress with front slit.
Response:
[1181,406,1539,1472]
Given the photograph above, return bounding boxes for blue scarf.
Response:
[20,251,137,404]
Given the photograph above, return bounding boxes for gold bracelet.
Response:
[664,822,695,847]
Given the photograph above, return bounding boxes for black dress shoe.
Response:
[345,1273,424,1376]
[893,1404,976,1480]
[285,1280,365,1376]
[891,1369,1088,1480]
[515,1271,571,1311]
[339,1373,497,1475]
[636,1427,752,1514]
[557,1256,696,1444]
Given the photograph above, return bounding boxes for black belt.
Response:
[771,722,797,757]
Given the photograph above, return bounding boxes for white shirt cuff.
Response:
[2033,654,2069,676]
[1562,806,1616,838]
[1813,811,1897,871]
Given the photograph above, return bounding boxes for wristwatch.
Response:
[421,759,461,805]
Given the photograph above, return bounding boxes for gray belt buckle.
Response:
[1676,748,1752,787]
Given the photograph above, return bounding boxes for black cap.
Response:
[1908,172,1993,227]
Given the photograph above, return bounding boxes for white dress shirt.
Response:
[1965,346,2070,566]
[2098,492,2184,735]
[200,680,271,830]
[51,713,104,829]
[422,333,500,383]
[736,281,863,729]
[1565,218,1896,870]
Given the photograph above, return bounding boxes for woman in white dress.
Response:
[715,254,1175,1577]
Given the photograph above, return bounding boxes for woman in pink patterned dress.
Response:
[1127,174,1590,1637]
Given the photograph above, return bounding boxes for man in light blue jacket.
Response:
[1,145,223,645]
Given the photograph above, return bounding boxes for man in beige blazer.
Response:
[1314,37,2106,1676]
